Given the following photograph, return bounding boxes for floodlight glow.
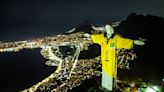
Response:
[145,86,160,92]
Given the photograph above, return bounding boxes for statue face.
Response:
[105,25,114,39]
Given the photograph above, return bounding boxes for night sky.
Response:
[0,0,164,91]
[1,0,164,41]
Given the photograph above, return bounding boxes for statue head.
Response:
[105,24,114,39]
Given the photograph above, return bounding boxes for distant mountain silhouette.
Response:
[117,13,164,82]
[118,13,164,39]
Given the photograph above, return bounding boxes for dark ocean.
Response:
[0,48,56,91]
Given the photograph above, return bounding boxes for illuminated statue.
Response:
[84,24,145,91]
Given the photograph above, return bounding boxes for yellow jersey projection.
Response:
[91,34,133,78]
